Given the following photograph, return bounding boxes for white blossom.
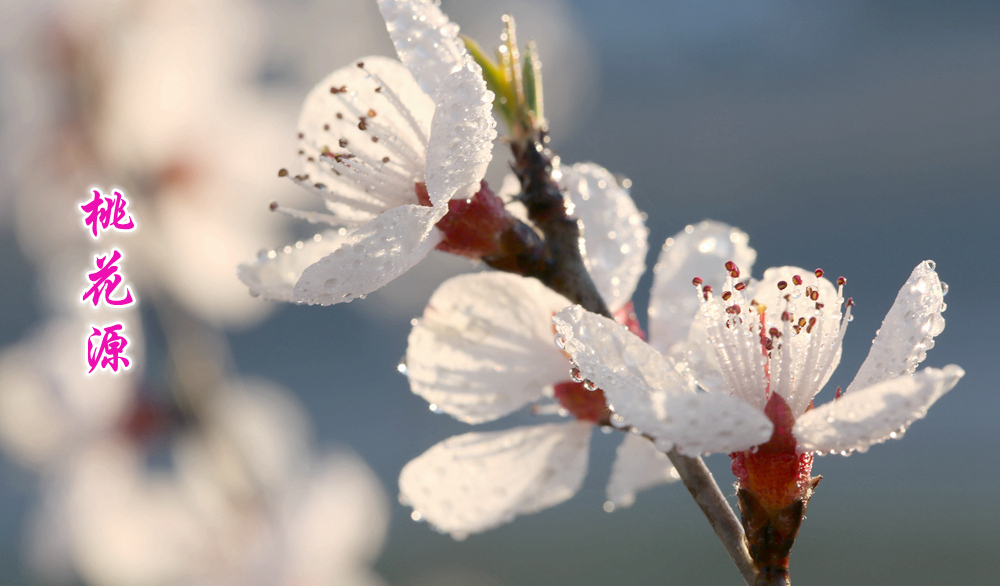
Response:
[554,259,963,458]
[398,176,668,537]
[239,0,496,305]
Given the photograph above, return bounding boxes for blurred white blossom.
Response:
[31,380,389,586]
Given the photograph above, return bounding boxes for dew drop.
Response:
[583,379,598,392]
[603,501,616,513]
[554,335,566,349]
[569,367,584,383]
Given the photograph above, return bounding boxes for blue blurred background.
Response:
[2,0,998,584]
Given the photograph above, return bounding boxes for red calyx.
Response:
[553,381,610,424]
[417,181,516,259]
[730,392,821,584]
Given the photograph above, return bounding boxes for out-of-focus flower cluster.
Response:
[0,1,391,584]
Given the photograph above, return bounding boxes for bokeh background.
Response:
[1,0,998,584]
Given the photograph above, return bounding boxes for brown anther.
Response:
[781,311,792,321]
[792,275,803,286]
[336,112,343,119]
[323,124,330,131]
[371,136,379,142]
[692,277,703,286]
[734,282,746,291]
[375,86,383,93]
[314,183,325,190]
[330,86,346,94]
[815,302,824,309]
[356,61,364,68]
[368,108,377,117]
[382,156,390,163]
[810,290,820,301]
[814,268,825,278]
[764,339,774,351]
[805,286,814,297]
[269,201,279,211]
[277,168,288,177]
[358,118,367,131]
[703,285,713,294]
[306,156,315,162]
[846,297,855,307]
[806,317,817,333]
[732,304,741,314]
[768,327,781,338]
[339,138,349,147]
[729,270,740,278]
[837,276,847,286]
[297,132,304,139]
[835,387,843,400]
[722,291,732,301]
[797,317,807,327]
[725,261,737,271]
[777,281,788,290]
[298,149,305,155]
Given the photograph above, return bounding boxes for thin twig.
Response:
[668,450,757,585]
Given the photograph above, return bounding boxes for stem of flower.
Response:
[668,450,758,585]
[508,131,756,586]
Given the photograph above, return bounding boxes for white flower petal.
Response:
[553,305,692,408]
[553,306,771,455]
[423,59,496,205]
[606,433,677,509]
[794,365,964,453]
[298,56,433,219]
[378,0,467,99]
[283,453,388,584]
[648,221,755,357]
[291,205,444,305]
[399,422,591,538]
[847,260,947,394]
[562,162,649,312]
[407,273,572,424]
[750,266,845,417]
[239,230,352,302]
